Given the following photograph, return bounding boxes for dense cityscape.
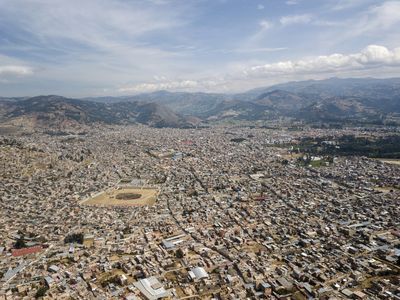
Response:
[1,124,399,299]
[1,0,400,299]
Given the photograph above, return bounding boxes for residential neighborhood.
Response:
[1,124,399,299]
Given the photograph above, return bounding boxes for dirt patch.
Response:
[81,187,157,207]
[115,193,142,200]
[374,186,398,193]
[377,159,400,166]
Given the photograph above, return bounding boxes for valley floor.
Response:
[0,124,399,299]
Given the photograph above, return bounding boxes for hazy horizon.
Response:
[2,75,400,99]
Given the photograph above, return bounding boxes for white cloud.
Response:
[118,80,199,93]
[356,45,398,64]
[0,0,198,94]
[244,45,400,77]
[117,45,400,94]
[117,77,228,93]
[248,19,274,44]
[218,47,288,54]
[2,0,182,43]
[338,1,400,41]
[364,1,400,31]
[280,14,312,26]
[332,0,374,11]
[312,1,400,52]
[259,20,273,30]
[0,65,33,77]
[257,4,264,10]
[0,0,188,72]
[1,0,399,96]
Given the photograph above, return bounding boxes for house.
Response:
[133,276,171,300]
[188,267,208,281]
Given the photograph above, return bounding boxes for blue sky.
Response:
[0,0,399,96]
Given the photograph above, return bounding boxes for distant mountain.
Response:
[196,77,400,124]
[1,77,400,127]
[0,95,193,129]
[260,77,400,123]
[202,99,273,121]
[254,90,310,113]
[251,77,400,99]
[296,97,384,123]
[0,96,28,102]
[82,77,400,125]
[86,90,231,116]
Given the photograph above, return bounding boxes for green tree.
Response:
[35,286,48,298]
[176,248,185,259]
[14,237,26,249]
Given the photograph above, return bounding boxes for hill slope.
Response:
[2,77,400,127]
[0,95,192,129]
[84,77,400,124]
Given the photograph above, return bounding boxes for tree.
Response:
[176,248,185,259]
[14,237,26,249]
[64,233,84,244]
[35,286,48,298]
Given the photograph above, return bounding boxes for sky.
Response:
[0,0,400,97]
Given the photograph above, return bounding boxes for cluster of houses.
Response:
[0,124,399,299]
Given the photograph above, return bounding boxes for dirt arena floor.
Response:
[81,187,157,207]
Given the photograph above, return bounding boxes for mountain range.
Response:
[0,96,193,129]
[1,77,400,129]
